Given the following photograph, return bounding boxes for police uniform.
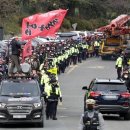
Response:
[40,69,50,93]
[57,53,62,74]
[82,43,87,60]
[79,99,105,130]
[78,43,83,63]
[94,41,100,57]
[45,79,62,120]
[116,56,123,79]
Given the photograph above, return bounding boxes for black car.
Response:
[82,78,130,120]
[0,78,44,127]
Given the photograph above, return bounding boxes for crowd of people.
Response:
[0,34,102,121]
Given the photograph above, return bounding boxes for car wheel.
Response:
[123,111,130,120]
[35,114,44,128]
[39,121,44,127]
[36,120,44,128]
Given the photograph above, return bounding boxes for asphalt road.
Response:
[1,57,130,130]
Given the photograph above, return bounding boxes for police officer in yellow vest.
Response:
[60,50,66,73]
[82,42,87,60]
[45,78,62,120]
[94,41,100,57]
[115,55,123,79]
[40,69,50,92]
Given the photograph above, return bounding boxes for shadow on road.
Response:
[0,123,38,128]
[103,114,126,121]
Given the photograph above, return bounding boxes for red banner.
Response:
[22,9,67,40]
[22,40,32,61]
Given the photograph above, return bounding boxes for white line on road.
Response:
[66,65,78,74]
[66,59,98,74]
[58,107,67,110]
[59,116,69,118]
[87,66,104,69]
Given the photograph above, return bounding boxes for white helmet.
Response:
[86,99,96,105]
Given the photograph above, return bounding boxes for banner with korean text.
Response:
[22,40,32,62]
[22,9,67,40]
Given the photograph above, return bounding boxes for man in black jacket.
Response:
[9,37,22,75]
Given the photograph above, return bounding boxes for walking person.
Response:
[115,55,123,79]
[45,78,62,120]
[79,99,105,130]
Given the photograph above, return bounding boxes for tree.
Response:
[0,0,19,26]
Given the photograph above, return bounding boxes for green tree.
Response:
[0,0,19,26]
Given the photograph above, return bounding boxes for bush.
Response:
[68,17,108,31]
[68,17,92,30]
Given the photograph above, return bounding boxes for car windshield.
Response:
[0,82,39,97]
[92,83,127,92]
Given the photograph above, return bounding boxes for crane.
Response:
[98,14,130,36]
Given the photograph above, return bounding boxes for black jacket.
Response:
[11,39,21,56]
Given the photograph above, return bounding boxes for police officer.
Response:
[45,78,62,120]
[57,52,62,74]
[115,55,123,79]
[40,69,48,92]
[79,99,105,130]
[78,43,83,63]
[94,40,100,57]
[82,43,87,60]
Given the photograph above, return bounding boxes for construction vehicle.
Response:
[98,14,130,60]
[100,36,123,60]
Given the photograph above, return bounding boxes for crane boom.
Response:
[98,14,130,35]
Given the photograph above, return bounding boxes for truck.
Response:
[100,36,123,60]
[98,14,130,60]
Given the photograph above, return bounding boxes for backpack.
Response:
[83,111,99,130]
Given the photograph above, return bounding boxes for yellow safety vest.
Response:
[116,57,123,67]
[44,83,62,97]
[127,59,130,65]
[41,74,49,85]
[94,41,100,47]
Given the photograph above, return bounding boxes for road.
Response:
[1,57,130,130]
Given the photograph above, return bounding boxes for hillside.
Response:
[0,0,130,35]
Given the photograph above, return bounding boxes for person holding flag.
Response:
[9,37,22,76]
[22,40,32,62]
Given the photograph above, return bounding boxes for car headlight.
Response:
[34,102,42,108]
[0,103,6,108]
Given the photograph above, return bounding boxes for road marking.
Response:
[66,59,99,74]
[59,116,68,118]
[66,65,78,74]
[87,66,104,69]
[58,107,67,110]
